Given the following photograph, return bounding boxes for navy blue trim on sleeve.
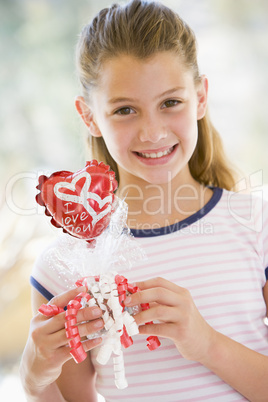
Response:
[30,276,54,301]
[131,187,223,238]
[265,267,268,281]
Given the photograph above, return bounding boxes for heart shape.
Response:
[36,160,118,242]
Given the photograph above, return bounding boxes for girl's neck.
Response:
[117,168,213,229]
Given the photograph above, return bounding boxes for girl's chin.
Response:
[138,170,178,186]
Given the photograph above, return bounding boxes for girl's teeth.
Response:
[139,146,173,159]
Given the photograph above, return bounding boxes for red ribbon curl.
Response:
[146,335,161,350]
[38,304,64,317]
[120,324,133,349]
[64,292,92,363]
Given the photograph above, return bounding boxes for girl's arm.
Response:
[20,287,103,402]
[56,351,97,402]
[125,277,268,402]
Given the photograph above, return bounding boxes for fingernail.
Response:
[93,337,102,345]
[94,319,103,328]
[76,286,86,292]
[124,296,131,305]
[92,307,102,317]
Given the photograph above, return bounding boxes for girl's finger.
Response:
[76,306,103,324]
[136,277,185,294]
[124,286,185,308]
[134,305,179,326]
[78,318,104,338]
[51,337,103,366]
[38,305,103,339]
[46,286,87,309]
[42,315,104,350]
[38,327,69,349]
[37,311,66,334]
[138,322,176,339]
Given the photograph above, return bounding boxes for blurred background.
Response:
[0,0,268,400]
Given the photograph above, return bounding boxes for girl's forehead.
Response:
[96,52,194,94]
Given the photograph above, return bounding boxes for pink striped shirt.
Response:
[31,188,268,401]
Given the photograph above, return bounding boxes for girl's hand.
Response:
[124,277,215,362]
[20,287,103,394]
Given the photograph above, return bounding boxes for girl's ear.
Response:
[75,96,102,137]
[196,75,208,120]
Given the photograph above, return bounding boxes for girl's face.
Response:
[77,52,208,188]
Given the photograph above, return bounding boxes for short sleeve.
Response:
[30,236,75,300]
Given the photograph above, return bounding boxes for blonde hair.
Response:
[76,0,237,190]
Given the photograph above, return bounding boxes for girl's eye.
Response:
[162,99,181,108]
[114,107,134,115]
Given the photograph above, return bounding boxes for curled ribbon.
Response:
[120,325,133,348]
[38,304,64,317]
[65,291,91,363]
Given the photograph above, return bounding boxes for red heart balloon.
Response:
[36,160,118,243]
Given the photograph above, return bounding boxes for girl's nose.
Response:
[138,115,168,143]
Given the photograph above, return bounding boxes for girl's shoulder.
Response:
[219,188,268,232]
[219,189,268,273]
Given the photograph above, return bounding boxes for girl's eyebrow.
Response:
[156,86,186,99]
[108,86,186,105]
[108,96,136,104]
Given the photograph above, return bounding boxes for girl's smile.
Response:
[134,144,178,165]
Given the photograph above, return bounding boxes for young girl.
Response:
[20,0,268,400]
